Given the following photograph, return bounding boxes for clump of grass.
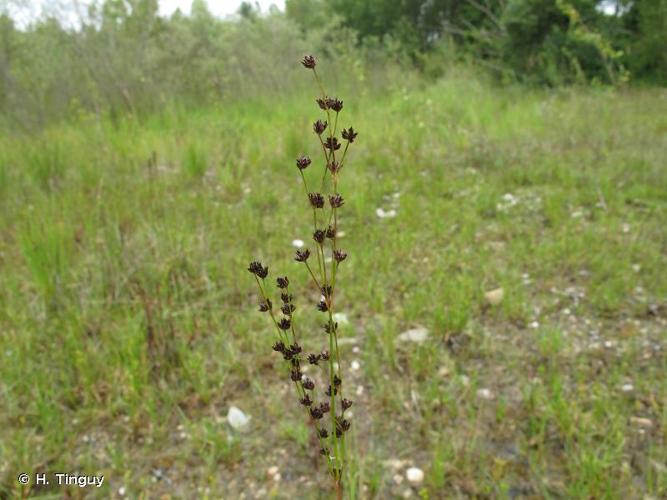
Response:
[247,55,358,499]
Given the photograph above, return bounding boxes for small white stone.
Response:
[292,239,304,248]
[621,384,634,392]
[397,327,429,343]
[632,264,641,273]
[528,321,539,329]
[118,486,126,496]
[352,346,360,354]
[337,231,346,238]
[460,375,470,386]
[376,208,398,218]
[622,223,630,233]
[267,466,279,476]
[405,467,424,485]
[484,288,504,306]
[350,360,361,371]
[272,473,281,482]
[476,388,494,400]
[227,406,251,431]
[393,473,404,485]
[333,312,349,325]
[356,385,364,396]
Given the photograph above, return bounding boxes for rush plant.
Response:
[247,55,358,498]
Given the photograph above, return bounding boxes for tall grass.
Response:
[0,72,666,497]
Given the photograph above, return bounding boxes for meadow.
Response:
[1,70,666,498]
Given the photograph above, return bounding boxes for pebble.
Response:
[292,239,304,248]
[227,406,251,431]
[376,207,397,218]
[485,288,504,306]
[621,384,634,392]
[393,473,404,485]
[476,388,494,400]
[356,385,364,396]
[350,360,361,371]
[267,466,279,476]
[528,321,539,329]
[333,312,349,325]
[397,328,429,343]
[405,467,424,485]
[630,416,653,428]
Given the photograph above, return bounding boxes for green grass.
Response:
[0,74,666,498]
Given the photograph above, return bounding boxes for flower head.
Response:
[333,249,347,263]
[313,229,326,244]
[313,120,327,135]
[301,55,316,69]
[342,127,358,143]
[276,276,289,289]
[295,249,311,262]
[329,194,344,208]
[308,192,325,209]
[259,299,272,312]
[278,318,291,330]
[302,378,315,390]
[330,98,343,112]
[248,261,268,278]
[296,155,312,170]
[325,137,341,151]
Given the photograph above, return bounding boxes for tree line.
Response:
[0,0,665,129]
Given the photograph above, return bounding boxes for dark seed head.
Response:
[330,98,343,112]
[321,350,330,360]
[337,418,351,433]
[310,407,323,419]
[290,369,302,382]
[313,229,326,244]
[327,161,340,174]
[329,193,344,208]
[300,394,313,406]
[342,127,358,143]
[308,192,324,208]
[302,378,315,390]
[318,428,328,438]
[316,97,329,110]
[248,261,268,278]
[317,301,328,312]
[324,322,338,334]
[289,343,302,355]
[341,398,353,410]
[276,276,289,288]
[272,341,286,353]
[301,55,316,69]
[325,137,341,151]
[325,385,337,396]
[334,375,342,387]
[296,155,312,170]
[278,318,291,330]
[281,303,295,316]
[313,120,327,135]
[333,249,347,263]
[320,447,329,456]
[259,299,272,312]
[321,285,332,298]
[319,402,330,413]
[308,353,322,365]
[295,249,311,262]
[326,226,336,239]
[280,293,292,303]
[282,350,293,361]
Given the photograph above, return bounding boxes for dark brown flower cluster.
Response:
[248,55,358,494]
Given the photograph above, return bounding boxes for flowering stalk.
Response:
[248,55,357,499]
